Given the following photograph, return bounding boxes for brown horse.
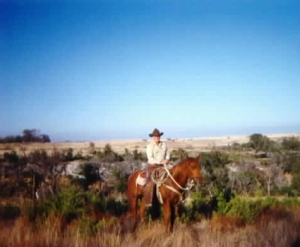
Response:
[126,155,202,233]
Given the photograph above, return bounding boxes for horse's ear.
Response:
[195,154,201,163]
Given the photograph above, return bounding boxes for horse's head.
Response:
[187,155,202,187]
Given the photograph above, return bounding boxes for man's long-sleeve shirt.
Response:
[146,140,170,165]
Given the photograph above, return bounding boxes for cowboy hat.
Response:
[149,128,164,137]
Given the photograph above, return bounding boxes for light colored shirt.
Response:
[146,140,170,164]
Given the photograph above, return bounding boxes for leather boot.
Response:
[143,165,153,206]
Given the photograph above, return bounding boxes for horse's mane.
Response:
[172,157,195,168]
[170,157,194,175]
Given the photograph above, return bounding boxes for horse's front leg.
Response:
[162,201,172,233]
[175,205,179,218]
[139,200,146,224]
[170,205,176,232]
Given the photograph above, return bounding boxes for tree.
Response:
[104,143,113,156]
[22,129,40,142]
[282,137,300,151]
[41,134,51,143]
[249,133,273,153]
[199,151,231,196]
[0,129,51,143]
[170,148,188,161]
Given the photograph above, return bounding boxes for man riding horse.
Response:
[144,128,171,206]
[127,129,202,232]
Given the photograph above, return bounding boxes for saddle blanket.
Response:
[136,174,147,186]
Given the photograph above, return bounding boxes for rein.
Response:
[151,162,195,204]
[162,163,193,191]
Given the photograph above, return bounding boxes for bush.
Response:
[215,196,281,224]
[248,133,274,152]
[171,148,188,161]
[279,152,300,173]
[279,186,296,197]
[282,137,300,151]
[227,198,261,223]
[281,197,300,208]
[179,192,207,222]
[43,185,87,222]
[201,151,230,172]
[28,149,48,164]
[200,151,231,195]
[291,173,300,195]
[3,151,19,164]
[105,197,127,216]
[0,203,21,220]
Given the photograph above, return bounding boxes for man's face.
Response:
[153,135,160,144]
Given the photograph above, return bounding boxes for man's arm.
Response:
[160,143,170,165]
[165,144,170,161]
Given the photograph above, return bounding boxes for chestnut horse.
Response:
[127,155,202,233]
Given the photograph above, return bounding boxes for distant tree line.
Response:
[230,133,300,153]
[0,129,51,143]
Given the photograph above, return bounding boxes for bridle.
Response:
[152,162,198,204]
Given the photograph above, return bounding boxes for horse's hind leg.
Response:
[126,181,139,230]
[127,195,141,231]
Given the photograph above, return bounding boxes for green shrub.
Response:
[227,198,261,223]
[281,197,300,208]
[215,196,281,224]
[85,192,127,216]
[105,197,127,216]
[23,200,49,222]
[86,191,107,212]
[0,203,21,220]
[78,215,101,236]
[291,173,300,195]
[279,186,296,197]
[43,185,86,222]
[216,192,233,215]
[3,151,19,164]
[260,196,279,208]
[179,192,211,222]
[171,148,188,161]
[200,151,231,195]
[282,137,300,151]
[78,214,118,237]
[248,133,274,152]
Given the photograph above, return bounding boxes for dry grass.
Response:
[1,133,299,156]
[0,208,299,247]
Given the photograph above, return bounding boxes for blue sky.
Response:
[1,1,300,141]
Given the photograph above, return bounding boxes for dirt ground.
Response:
[0,133,299,157]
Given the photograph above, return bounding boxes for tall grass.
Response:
[1,189,300,247]
[0,208,299,247]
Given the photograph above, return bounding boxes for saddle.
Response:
[152,167,169,183]
[136,166,168,186]
[137,165,170,207]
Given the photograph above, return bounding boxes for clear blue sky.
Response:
[1,1,300,142]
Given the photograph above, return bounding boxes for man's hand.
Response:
[161,159,169,165]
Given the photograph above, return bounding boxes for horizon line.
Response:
[52,132,300,144]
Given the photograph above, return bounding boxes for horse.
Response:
[126,155,202,233]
